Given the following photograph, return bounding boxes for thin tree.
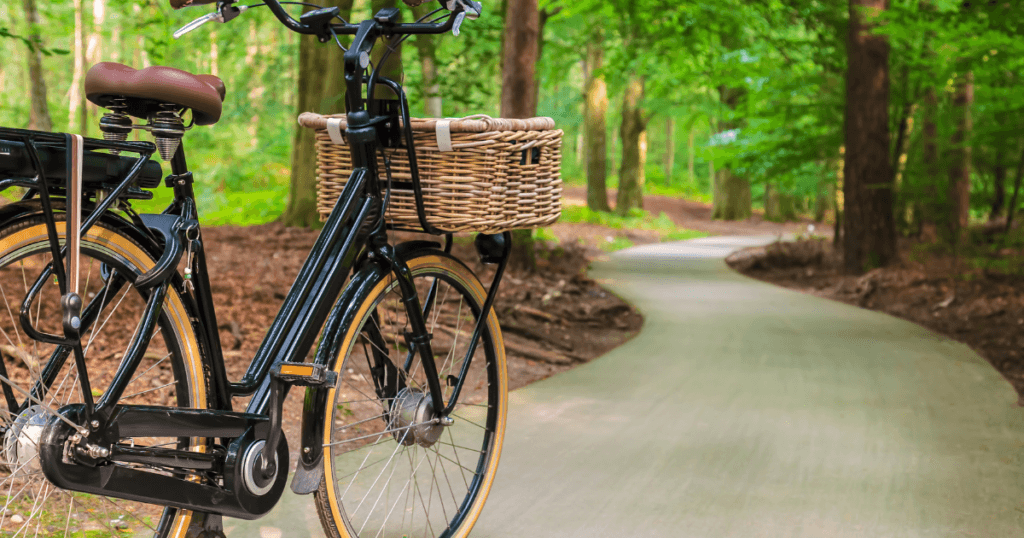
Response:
[843,0,896,273]
[947,70,973,242]
[22,0,52,131]
[616,75,648,215]
[412,2,442,117]
[583,35,610,212]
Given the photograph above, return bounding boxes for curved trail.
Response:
[228,236,1024,537]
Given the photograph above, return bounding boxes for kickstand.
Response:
[188,513,226,538]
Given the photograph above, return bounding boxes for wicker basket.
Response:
[297,112,563,234]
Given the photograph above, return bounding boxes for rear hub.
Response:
[2,405,49,474]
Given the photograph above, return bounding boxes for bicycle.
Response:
[0,0,558,535]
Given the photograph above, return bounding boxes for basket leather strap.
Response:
[326,118,345,145]
[436,120,454,152]
[66,134,84,296]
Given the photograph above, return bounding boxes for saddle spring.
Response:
[98,97,132,155]
[150,103,186,161]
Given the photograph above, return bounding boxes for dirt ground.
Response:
[727,238,1024,402]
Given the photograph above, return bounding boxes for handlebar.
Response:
[173,0,478,40]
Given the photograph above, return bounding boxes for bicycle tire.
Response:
[314,250,508,538]
[0,214,211,538]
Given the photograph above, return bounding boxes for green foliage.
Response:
[2,0,1023,232]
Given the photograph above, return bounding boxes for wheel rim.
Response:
[0,222,205,538]
[322,258,506,538]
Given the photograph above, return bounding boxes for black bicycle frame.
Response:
[161,16,459,419]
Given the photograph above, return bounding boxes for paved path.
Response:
[228,236,1024,537]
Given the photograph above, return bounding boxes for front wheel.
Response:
[315,250,508,538]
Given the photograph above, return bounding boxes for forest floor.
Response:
[554,185,816,251]
[727,236,1024,401]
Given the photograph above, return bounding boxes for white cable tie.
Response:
[436,119,454,152]
[326,118,345,145]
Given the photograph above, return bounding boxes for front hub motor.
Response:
[390,388,446,448]
[2,405,49,474]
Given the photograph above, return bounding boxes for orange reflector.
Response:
[279,364,315,377]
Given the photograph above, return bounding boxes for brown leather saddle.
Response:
[85,62,227,126]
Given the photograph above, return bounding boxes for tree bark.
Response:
[616,76,647,215]
[84,0,105,135]
[843,0,896,273]
[583,38,609,212]
[948,70,973,242]
[991,145,1006,221]
[711,86,750,220]
[501,0,542,271]
[687,124,695,183]
[713,168,751,220]
[283,0,354,228]
[500,0,539,119]
[919,86,940,241]
[412,3,442,117]
[663,117,675,183]
[22,0,52,132]
[1004,141,1024,233]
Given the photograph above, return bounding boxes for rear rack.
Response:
[0,126,162,200]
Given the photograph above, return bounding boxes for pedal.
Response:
[269,362,336,388]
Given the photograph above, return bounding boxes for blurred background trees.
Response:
[1,0,1023,273]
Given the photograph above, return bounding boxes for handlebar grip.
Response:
[170,0,217,10]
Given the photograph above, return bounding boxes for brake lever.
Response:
[445,0,482,19]
[173,3,249,39]
[446,0,481,36]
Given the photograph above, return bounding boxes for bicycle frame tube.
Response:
[154,20,454,419]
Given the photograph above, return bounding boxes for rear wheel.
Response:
[315,251,508,538]
[0,216,210,538]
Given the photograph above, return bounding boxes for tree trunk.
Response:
[69,0,86,134]
[583,38,609,212]
[843,0,896,273]
[765,183,798,222]
[283,0,354,228]
[500,0,539,119]
[412,3,442,117]
[22,0,52,132]
[616,76,647,215]
[919,86,939,241]
[85,0,105,135]
[711,86,750,220]
[663,117,675,183]
[501,0,542,271]
[1004,141,1024,233]
[687,124,695,183]
[991,145,1006,221]
[530,8,556,116]
[713,168,751,220]
[948,70,973,242]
